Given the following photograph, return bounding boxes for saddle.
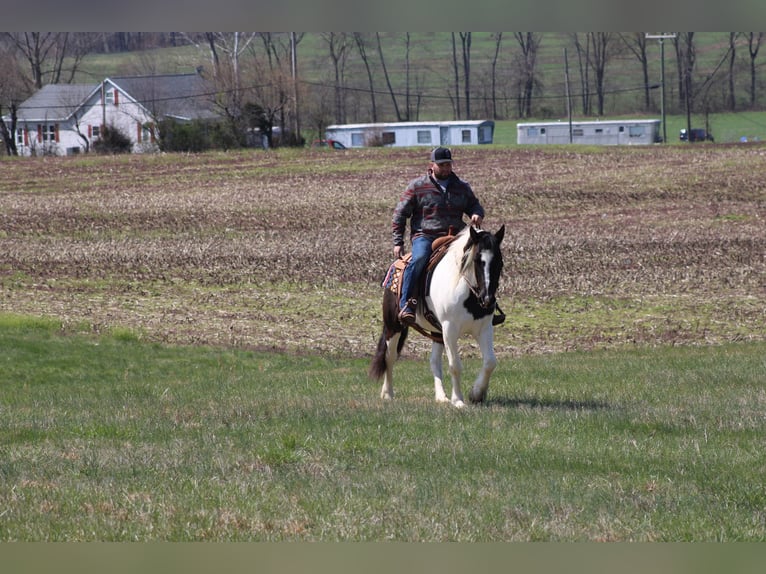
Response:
[381,233,505,339]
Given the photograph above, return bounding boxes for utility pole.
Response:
[290,32,301,144]
[564,48,572,143]
[646,33,676,144]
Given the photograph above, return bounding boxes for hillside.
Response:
[64,32,766,142]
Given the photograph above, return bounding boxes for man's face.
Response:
[431,161,453,178]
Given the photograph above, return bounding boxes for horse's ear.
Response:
[469,225,480,244]
[495,224,505,243]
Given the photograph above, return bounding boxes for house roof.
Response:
[11,73,219,123]
[15,84,99,122]
[108,73,219,121]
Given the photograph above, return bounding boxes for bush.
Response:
[158,119,212,152]
[92,125,132,154]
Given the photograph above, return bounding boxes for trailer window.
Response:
[417,130,432,144]
[461,129,471,143]
[572,128,584,137]
[629,126,644,138]
[351,133,364,146]
[382,131,395,145]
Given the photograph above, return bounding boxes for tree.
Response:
[450,33,461,119]
[746,32,764,107]
[353,33,378,122]
[489,33,504,119]
[513,32,542,118]
[0,42,30,155]
[589,32,620,116]
[2,32,95,89]
[728,33,739,110]
[459,32,472,119]
[572,33,592,115]
[621,33,653,111]
[322,32,351,124]
[376,33,404,122]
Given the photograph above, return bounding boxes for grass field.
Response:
[2,315,765,541]
[0,143,764,540]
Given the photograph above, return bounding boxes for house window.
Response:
[105,88,117,105]
[42,124,56,142]
[15,128,24,145]
[417,130,432,144]
[91,125,101,139]
[461,129,471,143]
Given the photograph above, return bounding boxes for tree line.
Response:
[1,32,765,154]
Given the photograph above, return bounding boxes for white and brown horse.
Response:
[370,225,505,407]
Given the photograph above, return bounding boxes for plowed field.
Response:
[1,144,764,357]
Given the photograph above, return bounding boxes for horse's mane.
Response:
[447,226,479,277]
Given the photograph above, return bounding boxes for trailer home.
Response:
[517,119,661,145]
[324,120,494,149]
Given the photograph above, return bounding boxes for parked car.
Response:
[311,139,347,149]
[680,128,714,142]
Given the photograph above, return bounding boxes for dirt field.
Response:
[1,144,764,357]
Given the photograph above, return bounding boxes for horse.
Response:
[369,224,505,408]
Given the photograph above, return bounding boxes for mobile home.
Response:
[324,120,494,149]
[517,119,661,145]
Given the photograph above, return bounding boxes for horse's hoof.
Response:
[452,399,467,409]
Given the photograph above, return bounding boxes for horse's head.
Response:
[464,225,505,309]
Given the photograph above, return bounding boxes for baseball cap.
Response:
[430,147,452,164]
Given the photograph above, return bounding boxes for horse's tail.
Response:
[368,330,389,380]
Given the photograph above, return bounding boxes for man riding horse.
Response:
[392,146,499,326]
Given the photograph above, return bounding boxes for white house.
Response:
[8,73,219,156]
[517,119,661,146]
[324,120,495,149]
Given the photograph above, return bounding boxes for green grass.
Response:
[2,314,765,541]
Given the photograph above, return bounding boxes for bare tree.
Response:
[746,32,764,107]
[621,33,653,111]
[489,33,503,119]
[451,33,461,119]
[0,43,30,155]
[571,33,592,115]
[514,32,542,118]
[322,33,351,124]
[183,32,257,143]
[459,32,472,119]
[2,32,95,89]
[727,32,739,110]
[353,33,378,122]
[589,32,620,116]
[376,33,404,121]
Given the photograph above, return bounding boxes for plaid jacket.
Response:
[392,172,485,247]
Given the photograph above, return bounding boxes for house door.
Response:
[440,127,450,145]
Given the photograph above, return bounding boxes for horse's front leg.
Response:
[429,341,449,403]
[442,323,465,408]
[469,323,497,404]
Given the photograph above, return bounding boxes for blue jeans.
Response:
[400,235,433,310]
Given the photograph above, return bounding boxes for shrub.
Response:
[92,124,132,154]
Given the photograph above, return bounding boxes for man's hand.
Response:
[394,245,404,259]
[470,214,483,228]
